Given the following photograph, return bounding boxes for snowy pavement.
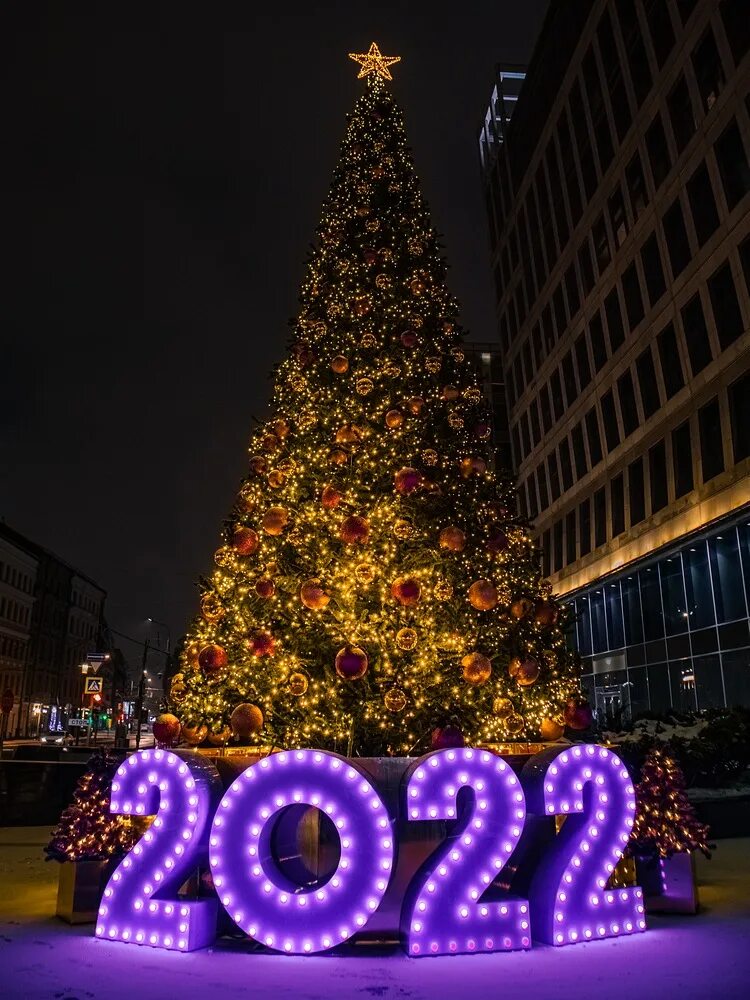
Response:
[1,828,749,1000]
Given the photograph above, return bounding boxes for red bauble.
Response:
[255,577,275,598]
[300,579,330,610]
[535,600,559,626]
[198,643,227,675]
[439,526,466,552]
[486,529,509,556]
[321,485,342,509]
[230,702,264,739]
[248,630,276,657]
[232,526,259,555]
[152,713,181,747]
[468,579,498,611]
[363,248,379,265]
[431,724,465,750]
[330,355,349,374]
[515,656,540,686]
[400,330,419,348]
[460,456,487,479]
[394,467,422,495]
[340,515,370,545]
[564,698,593,731]
[385,409,404,429]
[391,576,422,606]
[335,645,369,680]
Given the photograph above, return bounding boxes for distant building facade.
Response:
[480,0,750,724]
[0,523,120,736]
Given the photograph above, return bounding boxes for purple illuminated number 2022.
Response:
[400,748,530,957]
[521,744,646,945]
[96,749,222,951]
[208,749,395,955]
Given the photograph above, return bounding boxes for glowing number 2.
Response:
[208,749,395,954]
[400,748,530,956]
[521,744,646,945]
[96,749,221,951]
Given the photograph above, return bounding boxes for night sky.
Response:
[4,2,547,665]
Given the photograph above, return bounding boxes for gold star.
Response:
[348,42,401,82]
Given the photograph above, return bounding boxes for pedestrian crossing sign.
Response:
[85,677,103,694]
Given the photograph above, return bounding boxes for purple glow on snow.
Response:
[208,749,395,954]
[400,748,530,957]
[96,749,222,951]
[521,744,646,946]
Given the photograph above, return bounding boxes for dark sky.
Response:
[4,1,547,664]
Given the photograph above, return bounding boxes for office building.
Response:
[479,0,750,722]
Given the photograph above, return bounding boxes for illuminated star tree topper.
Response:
[348,41,401,81]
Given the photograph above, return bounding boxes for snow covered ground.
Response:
[2,828,749,1000]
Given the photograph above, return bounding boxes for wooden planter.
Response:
[635,852,699,914]
[56,859,113,924]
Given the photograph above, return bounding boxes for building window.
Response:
[575,333,591,388]
[662,197,691,277]
[649,439,668,513]
[601,389,621,452]
[709,532,746,623]
[553,520,564,572]
[708,261,745,350]
[566,510,577,565]
[553,283,567,341]
[626,150,648,220]
[550,369,564,421]
[593,213,611,274]
[529,398,540,447]
[657,321,685,398]
[698,397,724,482]
[586,407,604,467]
[589,311,608,371]
[559,437,574,492]
[618,368,639,436]
[728,371,750,462]
[565,264,580,320]
[611,473,626,536]
[629,456,646,526]
[578,238,595,294]
[640,231,666,307]
[608,184,628,248]
[604,287,625,352]
[686,162,719,246]
[548,449,561,502]
[646,0,675,66]
[646,113,671,189]
[719,0,750,66]
[579,498,592,557]
[562,350,577,404]
[622,260,644,330]
[714,119,750,211]
[572,422,587,477]
[681,293,713,375]
[636,345,661,419]
[540,383,553,433]
[594,485,607,547]
[537,463,550,509]
[667,74,696,153]
[618,0,652,105]
[672,420,694,498]
[691,27,726,113]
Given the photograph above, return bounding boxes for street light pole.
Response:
[134,638,149,751]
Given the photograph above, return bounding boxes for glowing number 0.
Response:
[521,744,646,945]
[96,749,221,951]
[208,749,395,954]
[400,748,530,956]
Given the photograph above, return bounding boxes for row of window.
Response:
[514,246,749,492]
[72,590,102,616]
[0,561,34,595]
[0,597,31,628]
[0,635,27,661]
[0,672,22,695]
[537,373,749,575]
[69,615,97,641]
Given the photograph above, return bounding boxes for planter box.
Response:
[635,852,699,914]
[56,859,113,924]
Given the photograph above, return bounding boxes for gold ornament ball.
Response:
[288,672,309,696]
[407,237,425,255]
[405,396,425,415]
[461,652,492,685]
[506,713,525,736]
[262,506,289,536]
[335,424,362,446]
[422,448,438,466]
[201,592,225,622]
[493,697,514,719]
[360,333,377,348]
[375,273,391,289]
[384,687,408,713]
[464,387,482,403]
[356,377,374,395]
[181,723,208,746]
[434,580,454,601]
[238,482,256,511]
[213,545,234,568]
[170,681,187,704]
[508,657,523,678]
[468,579,499,611]
[355,562,376,584]
[393,519,412,540]
[331,355,349,373]
[207,726,232,746]
[396,627,418,651]
[540,717,565,741]
[448,412,465,429]
[439,526,466,552]
[425,356,442,374]
[300,579,330,610]
[385,408,404,429]
[230,702,264,739]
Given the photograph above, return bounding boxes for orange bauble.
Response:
[468,579,498,610]
[230,702,264,739]
[255,577,275,599]
[335,645,369,680]
[207,727,231,746]
[391,576,422,606]
[248,630,276,657]
[439,526,466,552]
[340,515,370,545]
[262,506,289,535]
[335,424,362,446]
[330,355,349,373]
[261,432,280,453]
[534,600,559,626]
[385,409,404,429]
[516,657,540,686]
[461,652,492,685]
[405,396,425,415]
[267,469,285,488]
[510,597,534,619]
[152,713,181,746]
[321,485,342,509]
[198,643,227,675]
[540,717,565,741]
[329,448,349,466]
[181,723,208,746]
[232,526,259,555]
[460,456,487,479]
[300,579,330,610]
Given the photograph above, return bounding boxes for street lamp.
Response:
[147,617,171,653]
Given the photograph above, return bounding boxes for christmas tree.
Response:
[45,751,140,863]
[173,45,581,756]
[627,746,711,860]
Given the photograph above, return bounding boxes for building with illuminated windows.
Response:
[479,0,750,724]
